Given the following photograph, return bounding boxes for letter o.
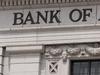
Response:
[69,9,82,22]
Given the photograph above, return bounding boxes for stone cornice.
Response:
[0,0,100,10]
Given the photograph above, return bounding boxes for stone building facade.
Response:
[0,0,100,75]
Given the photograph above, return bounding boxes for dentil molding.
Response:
[0,0,99,10]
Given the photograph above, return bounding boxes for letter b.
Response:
[13,12,23,25]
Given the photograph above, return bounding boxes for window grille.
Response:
[49,61,58,73]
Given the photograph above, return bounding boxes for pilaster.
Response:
[5,45,43,75]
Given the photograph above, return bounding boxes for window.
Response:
[71,60,100,75]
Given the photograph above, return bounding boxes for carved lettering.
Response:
[69,9,82,22]
[13,10,61,25]
[36,11,48,24]
[82,8,92,22]
[13,12,24,25]
[49,10,61,23]
[23,11,35,24]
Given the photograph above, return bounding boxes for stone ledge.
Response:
[6,45,43,53]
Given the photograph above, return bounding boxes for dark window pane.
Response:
[73,62,80,73]
[71,60,100,75]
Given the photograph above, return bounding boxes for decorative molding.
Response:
[49,47,63,56]
[45,46,63,59]
[49,61,58,73]
[67,47,81,56]
[0,0,99,7]
[45,43,100,61]
[86,47,100,56]
[62,50,67,62]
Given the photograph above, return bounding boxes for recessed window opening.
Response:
[71,60,100,75]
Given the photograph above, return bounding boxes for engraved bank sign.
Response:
[0,5,100,28]
[13,9,91,25]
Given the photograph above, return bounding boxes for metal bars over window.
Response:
[0,47,5,75]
